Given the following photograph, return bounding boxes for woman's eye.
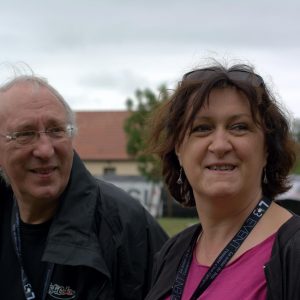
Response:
[231,123,248,132]
[192,124,212,134]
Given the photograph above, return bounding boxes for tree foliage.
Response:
[290,119,300,174]
[124,85,169,182]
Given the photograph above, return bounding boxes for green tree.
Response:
[124,85,168,182]
[291,119,300,174]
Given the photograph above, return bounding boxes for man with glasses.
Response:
[0,75,168,300]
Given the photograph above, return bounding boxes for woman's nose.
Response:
[208,129,233,157]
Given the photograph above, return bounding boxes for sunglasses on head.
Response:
[182,68,264,87]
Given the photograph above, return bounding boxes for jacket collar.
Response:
[43,151,111,279]
[149,224,201,299]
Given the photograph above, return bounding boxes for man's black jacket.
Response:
[0,152,168,299]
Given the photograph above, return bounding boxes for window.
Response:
[103,167,116,175]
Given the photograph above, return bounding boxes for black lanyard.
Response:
[11,200,54,300]
[170,197,272,300]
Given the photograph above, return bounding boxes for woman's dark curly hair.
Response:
[147,62,296,207]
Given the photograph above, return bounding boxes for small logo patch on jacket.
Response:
[48,283,76,299]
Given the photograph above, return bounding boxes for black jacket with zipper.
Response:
[0,151,168,299]
[145,214,300,300]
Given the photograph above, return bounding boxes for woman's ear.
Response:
[177,155,182,166]
[175,145,182,166]
[264,149,268,168]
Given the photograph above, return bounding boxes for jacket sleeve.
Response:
[144,210,169,290]
[145,224,201,300]
[265,216,300,300]
[116,207,168,300]
[97,180,168,300]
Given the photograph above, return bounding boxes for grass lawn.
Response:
[157,217,199,237]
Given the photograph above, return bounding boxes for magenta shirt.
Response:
[166,233,275,300]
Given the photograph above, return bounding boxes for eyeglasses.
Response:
[182,68,264,87]
[0,124,74,145]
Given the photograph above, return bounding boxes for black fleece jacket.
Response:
[0,152,168,299]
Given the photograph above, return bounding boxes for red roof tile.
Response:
[73,111,131,160]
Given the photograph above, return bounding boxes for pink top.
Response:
[166,233,275,300]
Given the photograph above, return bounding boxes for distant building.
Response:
[73,110,196,217]
[73,111,165,216]
[73,111,139,176]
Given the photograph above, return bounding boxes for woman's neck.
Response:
[196,192,262,229]
[195,198,292,266]
[195,192,263,265]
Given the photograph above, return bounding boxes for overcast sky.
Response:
[0,0,299,118]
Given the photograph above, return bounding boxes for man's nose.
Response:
[32,133,55,159]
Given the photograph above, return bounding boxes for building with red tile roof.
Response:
[73,111,139,176]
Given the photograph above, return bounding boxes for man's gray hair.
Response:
[0,75,77,131]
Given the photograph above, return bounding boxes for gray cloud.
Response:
[1,0,300,50]
[79,70,149,93]
[0,0,299,115]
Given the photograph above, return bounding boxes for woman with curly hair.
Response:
[145,62,300,300]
